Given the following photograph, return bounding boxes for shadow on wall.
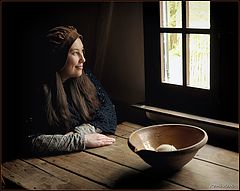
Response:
[98,3,145,105]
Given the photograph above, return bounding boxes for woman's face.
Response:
[59,38,86,82]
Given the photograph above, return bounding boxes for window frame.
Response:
[159,1,211,89]
[143,2,238,123]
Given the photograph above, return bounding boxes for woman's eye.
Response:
[71,50,84,56]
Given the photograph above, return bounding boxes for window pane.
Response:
[186,1,210,29]
[161,33,183,85]
[160,1,182,28]
[186,34,210,89]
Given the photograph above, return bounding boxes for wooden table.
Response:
[2,122,239,190]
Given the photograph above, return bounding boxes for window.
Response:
[143,2,238,123]
[159,1,210,89]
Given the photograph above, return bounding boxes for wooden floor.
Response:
[2,122,239,190]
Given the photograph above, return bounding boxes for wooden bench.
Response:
[2,122,239,189]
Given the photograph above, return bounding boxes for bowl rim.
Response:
[128,123,208,153]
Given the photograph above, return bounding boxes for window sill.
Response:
[132,104,239,130]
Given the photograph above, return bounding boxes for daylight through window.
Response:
[160,1,210,89]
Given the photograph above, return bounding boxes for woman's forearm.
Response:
[30,123,100,155]
[31,133,85,154]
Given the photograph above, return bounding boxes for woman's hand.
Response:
[84,133,115,148]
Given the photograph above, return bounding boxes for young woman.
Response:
[27,25,117,155]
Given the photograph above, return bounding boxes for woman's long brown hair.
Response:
[43,71,100,131]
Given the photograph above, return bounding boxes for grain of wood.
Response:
[42,152,138,188]
[115,124,140,138]
[23,158,106,189]
[2,121,238,190]
[195,144,239,170]
[2,159,79,189]
[170,159,239,190]
[121,121,144,129]
[41,151,187,189]
[87,136,150,169]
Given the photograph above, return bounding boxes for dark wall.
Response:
[98,3,146,123]
[3,2,100,86]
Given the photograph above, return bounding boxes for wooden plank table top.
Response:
[2,121,239,190]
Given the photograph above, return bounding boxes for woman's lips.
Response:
[75,65,83,69]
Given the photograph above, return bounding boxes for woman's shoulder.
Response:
[84,68,95,80]
[84,68,101,87]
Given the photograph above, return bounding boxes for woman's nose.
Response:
[79,53,86,63]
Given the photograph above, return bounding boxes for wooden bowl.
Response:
[128,124,208,171]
